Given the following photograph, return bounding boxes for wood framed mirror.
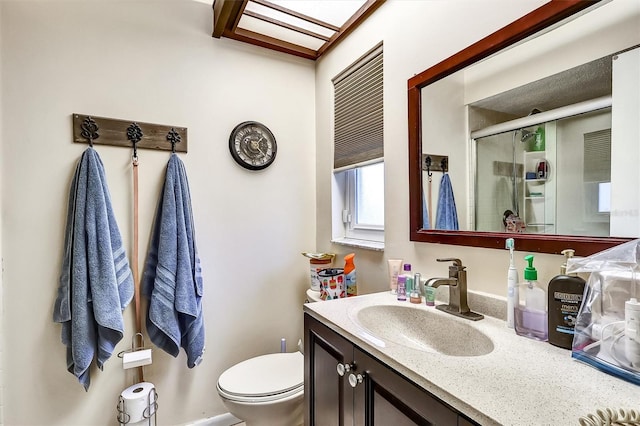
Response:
[408,0,636,255]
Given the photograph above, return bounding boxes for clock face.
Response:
[229,121,277,170]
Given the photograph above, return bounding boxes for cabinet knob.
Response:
[348,372,365,388]
[336,362,354,376]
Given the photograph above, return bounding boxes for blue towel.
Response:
[422,186,430,230]
[142,153,204,368]
[53,147,134,390]
[435,173,459,230]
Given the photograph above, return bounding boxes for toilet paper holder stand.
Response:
[117,334,158,425]
[117,385,158,426]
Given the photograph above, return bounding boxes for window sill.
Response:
[332,237,384,252]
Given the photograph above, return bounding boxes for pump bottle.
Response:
[515,255,548,341]
[547,249,585,349]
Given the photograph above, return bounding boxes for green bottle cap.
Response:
[524,254,537,281]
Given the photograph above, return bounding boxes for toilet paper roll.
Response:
[119,382,156,424]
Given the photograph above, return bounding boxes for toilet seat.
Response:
[217,352,304,403]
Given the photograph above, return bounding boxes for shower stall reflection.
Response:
[474,109,611,236]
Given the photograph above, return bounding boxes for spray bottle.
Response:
[506,238,519,329]
[344,253,357,297]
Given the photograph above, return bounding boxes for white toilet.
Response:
[216,351,304,426]
[306,288,323,303]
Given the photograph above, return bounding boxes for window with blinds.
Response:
[333,43,383,170]
[583,128,612,216]
[331,43,384,248]
[583,128,612,182]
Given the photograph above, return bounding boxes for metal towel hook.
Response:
[425,155,433,178]
[126,122,143,161]
[441,157,448,173]
[166,128,181,153]
[80,116,100,147]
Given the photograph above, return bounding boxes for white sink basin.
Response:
[353,304,494,356]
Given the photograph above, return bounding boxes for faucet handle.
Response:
[436,258,463,268]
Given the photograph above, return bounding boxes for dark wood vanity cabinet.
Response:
[304,313,479,426]
[304,313,355,425]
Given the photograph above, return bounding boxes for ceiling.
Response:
[471,54,613,117]
[212,0,385,60]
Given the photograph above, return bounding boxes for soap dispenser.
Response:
[515,255,548,341]
[547,249,586,349]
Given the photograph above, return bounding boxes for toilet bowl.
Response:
[216,351,304,426]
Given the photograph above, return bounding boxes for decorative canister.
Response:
[309,257,332,291]
[317,268,345,300]
[302,252,336,291]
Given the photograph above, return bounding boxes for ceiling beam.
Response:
[243,9,332,42]
[212,0,247,38]
[224,27,318,60]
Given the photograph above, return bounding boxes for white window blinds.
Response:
[333,43,383,170]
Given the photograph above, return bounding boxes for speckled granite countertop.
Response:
[303,292,639,426]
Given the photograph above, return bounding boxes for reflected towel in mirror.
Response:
[435,173,459,230]
[422,186,430,230]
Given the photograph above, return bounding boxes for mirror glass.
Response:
[410,1,640,254]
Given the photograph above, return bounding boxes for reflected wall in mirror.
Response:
[409,0,640,255]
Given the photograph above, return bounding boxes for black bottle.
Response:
[547,249,586,349]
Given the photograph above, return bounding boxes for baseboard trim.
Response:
[184,413,243,426]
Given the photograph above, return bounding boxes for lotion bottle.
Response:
[515,255,548,341]
[388,259,402,294]
[547,249,585,349]
[506,238,519,329]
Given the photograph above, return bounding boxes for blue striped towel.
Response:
[142,153,204,367]
[53,147,134,390]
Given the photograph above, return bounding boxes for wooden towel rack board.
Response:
[72,113,188,153]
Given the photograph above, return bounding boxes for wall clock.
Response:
[228,121,277,170]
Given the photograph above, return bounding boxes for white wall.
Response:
[316,0,640,300]
[0,1,315,425]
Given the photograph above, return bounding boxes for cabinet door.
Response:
[305,314,355,426]
[352,347,458,426]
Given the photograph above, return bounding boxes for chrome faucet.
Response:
[426,258,484,321]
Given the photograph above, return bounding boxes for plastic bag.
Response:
[566,239,640,385]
